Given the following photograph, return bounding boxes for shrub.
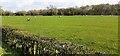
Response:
[2,26,103,56]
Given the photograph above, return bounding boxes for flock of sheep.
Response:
[27,16,62,21]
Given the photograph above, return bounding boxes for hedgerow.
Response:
[2,26,103,56]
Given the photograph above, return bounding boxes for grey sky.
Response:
[0,0,119,12]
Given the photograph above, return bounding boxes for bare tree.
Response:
[0,6,4,16]
[47,5,58,16]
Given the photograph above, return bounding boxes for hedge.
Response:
[2,26,103,56]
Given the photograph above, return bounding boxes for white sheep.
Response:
[27,18,30,21]
[59,16,62,18]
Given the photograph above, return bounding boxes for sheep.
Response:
[27,18,30,21]
[34,16,36,18]
[59,16,62,18]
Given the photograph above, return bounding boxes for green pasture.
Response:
[2,16,118,54]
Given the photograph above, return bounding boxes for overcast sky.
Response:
[0,0,119,12]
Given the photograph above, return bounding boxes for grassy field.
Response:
[2,16,118,54]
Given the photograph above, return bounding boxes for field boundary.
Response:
[1,26,107,56]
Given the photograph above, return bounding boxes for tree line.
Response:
[0,4,120,16]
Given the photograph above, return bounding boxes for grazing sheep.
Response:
[27,18,30,21]
[59,16,62,18]
[35,16,36,18]
[101,15,103,16]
